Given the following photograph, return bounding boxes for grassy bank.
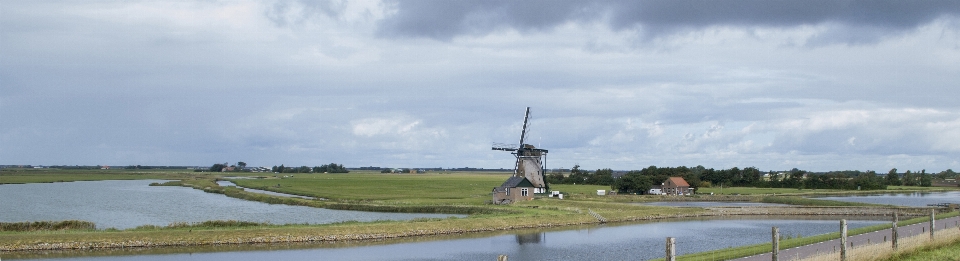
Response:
[650,211,960,261]
[800,214,960,261]
[761,196,886,206]
[881,237,960,261]
[0,168,194,184]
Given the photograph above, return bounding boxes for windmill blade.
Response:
[518,107,530,147]
[491,142,518,151]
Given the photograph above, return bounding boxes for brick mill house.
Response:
[492,176,535,204]
[662,177,692,195]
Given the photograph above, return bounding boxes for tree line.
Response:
[545,165,951,194]
[207,162,247,172]
[204,162,349,173]
[270,163,349,173]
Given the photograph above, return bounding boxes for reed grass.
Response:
[0,220,96,231]
[131,220,271,230]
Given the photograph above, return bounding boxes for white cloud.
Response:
[351,117,421,137]
[2,0,959,172]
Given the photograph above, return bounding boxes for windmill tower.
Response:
[493,107,549,194]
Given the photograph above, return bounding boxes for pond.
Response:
[4,216,888,261]
[813,191,960,207]
[0,180,463,229]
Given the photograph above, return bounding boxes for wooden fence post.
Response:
[772,227,779,261]
[892,211,899,250]
[666,237,676,261]
[930,209,936,240]
[840,219,848,261]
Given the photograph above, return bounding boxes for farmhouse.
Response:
[662,177,692,196]
[492,176,535,205]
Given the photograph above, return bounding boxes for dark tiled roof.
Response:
[499,176,534,188]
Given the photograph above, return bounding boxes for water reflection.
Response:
[515,232,543,245]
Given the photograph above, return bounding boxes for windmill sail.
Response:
[518,107,530,148]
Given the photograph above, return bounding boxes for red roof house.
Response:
[662,177,692,195]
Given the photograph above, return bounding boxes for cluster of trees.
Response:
[612,166,715,194]
[884,168,933,187]
[380,168,421,173]
[545,165,949,194]
[545,165,613,185]
[270,163,349,173]
[209,162,246,172]
[548,165,747,194]
[795,170,886,190]
[935,169,958,179]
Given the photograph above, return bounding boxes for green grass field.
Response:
[229,172,507,205]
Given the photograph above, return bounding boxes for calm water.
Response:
[814,191,960,207]
[5,216,886,261]
[216,180,315,199]
[641,201,790,207]
[0,180,461,229]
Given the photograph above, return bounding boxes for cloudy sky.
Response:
[2,0,959,172]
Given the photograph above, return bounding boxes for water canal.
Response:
[813,191,960,207]
[216,180,315,199]
[5,216,887,260]
[0,180,461,229]
[640,201,790,207]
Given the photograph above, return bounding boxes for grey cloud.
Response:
[265,0,346,27]
[378,0,960,42]
[378,0,603,39]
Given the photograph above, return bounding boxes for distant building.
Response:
[492,176,535,204]
[662,177,692,196]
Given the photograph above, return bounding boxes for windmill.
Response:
[492,107,549,194]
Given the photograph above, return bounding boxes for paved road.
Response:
[737,214,960,261]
